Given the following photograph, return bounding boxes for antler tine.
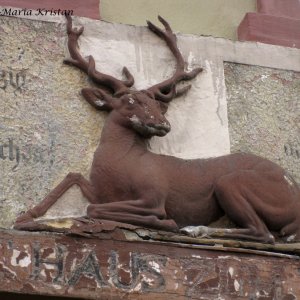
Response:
[146,16,203,102]
[64,15,134,96]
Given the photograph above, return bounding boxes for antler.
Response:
[146,16,203,102]
[64,15,134,96]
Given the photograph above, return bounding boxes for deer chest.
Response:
[89,157,167,203]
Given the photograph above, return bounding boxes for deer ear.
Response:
[81,88,114,111]
[159,101,168,115]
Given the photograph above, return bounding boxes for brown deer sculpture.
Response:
[16,16,300,244]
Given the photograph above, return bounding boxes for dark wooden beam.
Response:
[0,227,299,299]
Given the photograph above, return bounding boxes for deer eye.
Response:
[126,103,135,111]
[159,102,168,114]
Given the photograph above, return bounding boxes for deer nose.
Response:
[149,123,171,136]
[154,123,170,132]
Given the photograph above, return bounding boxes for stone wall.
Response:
[0,16,103,227]
[0,13,299,228]
[225,63,300,183]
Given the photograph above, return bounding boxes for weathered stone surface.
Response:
[225,62,300,183]
[0,17,103,227]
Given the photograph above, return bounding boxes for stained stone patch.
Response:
[225,62,300,183]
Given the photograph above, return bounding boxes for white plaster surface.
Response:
[76,19,230,159]
[38,185,89,220]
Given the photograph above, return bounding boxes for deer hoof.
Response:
[160,219,178,231]
[265,233,276,244]
[180,225,212,238]
[285,234,297,243]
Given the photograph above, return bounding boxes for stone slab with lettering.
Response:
[0,13,299,228]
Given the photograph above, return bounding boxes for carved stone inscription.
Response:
[0,138,56,170]
[0,232,299,299]
[29,244,166,292]
[0,69,26,93]
[225,63,300,183]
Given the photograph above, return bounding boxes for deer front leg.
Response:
[15,173,97,224]
[87,200,178,232]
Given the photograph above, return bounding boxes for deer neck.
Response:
[98,114,148,156]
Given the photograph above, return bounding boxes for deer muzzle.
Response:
[147,123,171,136]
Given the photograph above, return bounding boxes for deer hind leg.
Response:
[182,171,275,243]
[15,173,96,224]
[87,199,178,232]
[214,172,275,243]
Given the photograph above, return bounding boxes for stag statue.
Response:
[16,16,300,244]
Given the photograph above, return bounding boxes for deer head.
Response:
[64,15,202,138]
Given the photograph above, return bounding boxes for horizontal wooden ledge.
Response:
[1,227,300,299]
[13,217,300,257]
